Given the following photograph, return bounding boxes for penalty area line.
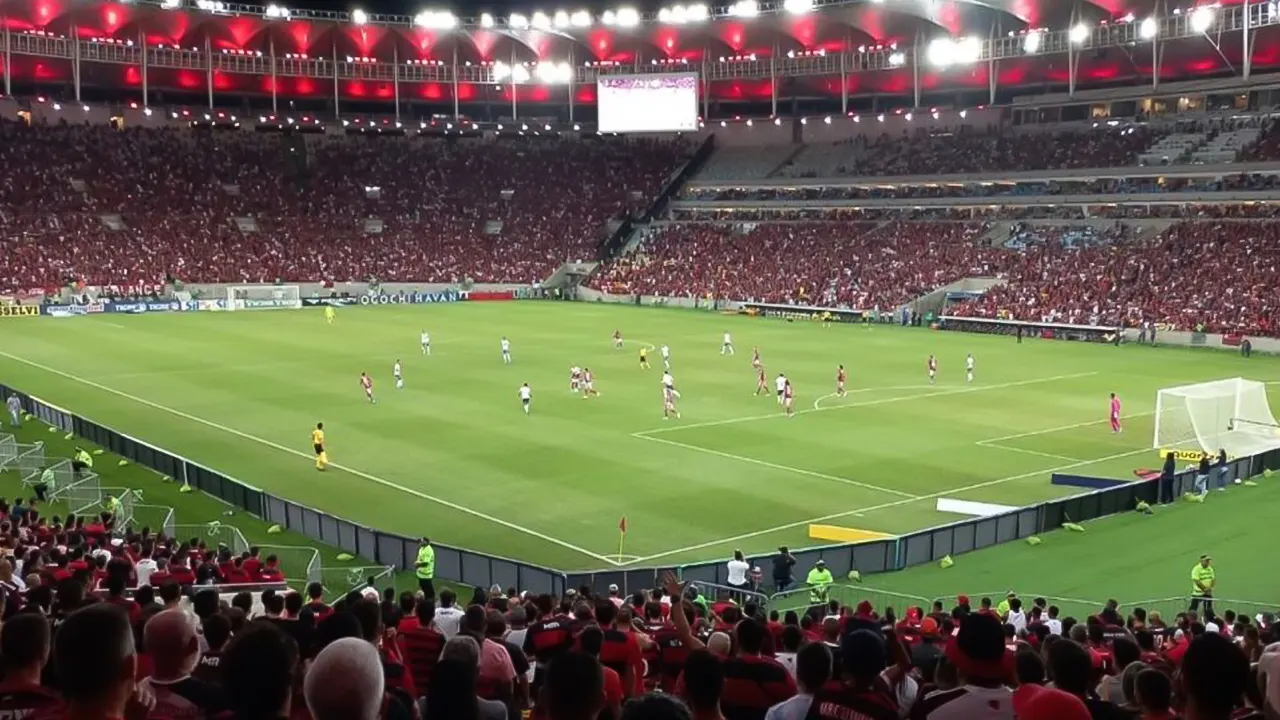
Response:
[619,445,1150,566]
[0,349,625,567]
[975,441,1085,463]
[813,385,962,410]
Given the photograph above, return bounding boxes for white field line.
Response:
[620,446,1150,566]
[812,385,959,411]
[975,442,1085,463]
[976,411,1157,444]
[631,432,919,499]
[0,350,624,567]
[636,372,1099,436]
[622,339,658,351]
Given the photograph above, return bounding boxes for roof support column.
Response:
[451,45,459,122]
[839,50,847,115]
[567,46,574,125]
[2,20,10,97]
[393,45,400,122]
[911,34,921,109]
[510,46,518,121]
[269,35,278,115]
[702,51,710,121]
[71,24,81,103]
[1243,0,1252,81]
[139,29,148,109]
[1152,0,1162,90]
[770,43,777,118]
[205,33,213,109]
[332,40,340,121]
[988,20,997,109]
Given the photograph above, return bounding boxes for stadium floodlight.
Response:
[1139,17,1157,39]
[925,36,980,67]
[888,51,905,66]
[480,12,495,27]
[160,0,181,8]
[1022,29,1042,53]
[266,4,290,18]
[601,9,616,24]
[573,123,580,130]
[351,7,368,24]
[509,12,529,28]
[686,3,709,21]
[1190,5,1215,33]
[570,9,591,26]
[823,116,831,124]
[959,109,967,118]
[729,0,758,17]
[1069,22,1089,44]
[415,10,457,28]
[615,7,640,26]
[535,60,572,83]
[532,11,551,29]
[553,10,570,27]
[658,7,672,22]
[784,0,813,14]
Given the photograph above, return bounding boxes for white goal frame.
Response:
[1153,377,1280,457]
[225,285,303,311]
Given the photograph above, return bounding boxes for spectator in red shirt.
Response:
[577,627,625,720]
[0,613,63,717]
[399,597,446,692]
[303,637,386,720]
[720,617,797,720]
[103,570,141,625]
[351,598,416,701]
[168,557,197,587]
[241,547,263,580]
[50,604,139,720]
[259,555,285,583]
[148,558,173,587]
[594,600,645,699]
[300,582,334,623]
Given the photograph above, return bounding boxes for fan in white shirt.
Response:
[135,556,159,587]
[431,591,467,638]
[726,550,750,589]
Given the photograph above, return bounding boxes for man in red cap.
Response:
[1013,685,1091,720]
[913,612,1013,719]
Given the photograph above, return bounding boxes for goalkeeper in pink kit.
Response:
[1110,393,1122,433]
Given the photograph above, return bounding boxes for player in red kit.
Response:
[582,368,600,398]
[755,366,769,396]
[783,381,795,417]
[1110,392,1122,433]
[927,355,937,384]
[836,364,847,397]
[663,387,681,420]
[613,329,623,349]
[360,372,376,404]
[751,346,762,369]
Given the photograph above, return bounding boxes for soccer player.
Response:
[582,368,599,398]
[519,383,532,415]
[420,329,431,355]
[721,332,734,355]
[663,386,681,420]
[324,305,335,324]
[360,372,376,404]
[836,365,847,397]
[570,366,582,393]
[751,346,762,369]
[1110,392,1122,433]
[775,373,787,405]
[311,422,328,471]
[393,359,403,390]
[782,380,795,418]
[660,344,671,370]
[501,336,512,364]
[613,330,623,349]
[927,355,938,384]
[755,365,769,396]
[639,346,650,370]
[966,354,975,384]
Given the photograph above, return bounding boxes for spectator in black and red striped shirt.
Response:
[399,597,446,692]
[806,629,906,720]
[523,594,577,693]
[720,617,797,720]
[595,601,645,699]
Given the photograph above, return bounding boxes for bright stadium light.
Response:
[160,0,181,8]
[351,7,369,24]
[509,12,529,28]
[570,9,591,26]
[1022,29,1042,53]
[480,12,495,26]
[265,4,290,18]
[1139,16,1157,39]
[601,9,616,24]
[1069,22,1089,44]
[535,60,572,83]
[888,51,905,66]
[927,37,977,67]
[729,0,758,17]
[553,10,570,27]
[1190,5,1216,33]
[784,0,813,14]
[531,11,551,29]
[415,10,456,28]
[686,3,709,21]
[616,6,640,26]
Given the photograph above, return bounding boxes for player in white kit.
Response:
[966,354,975,383]
[775,374,787,405]
[501,337,512,364]
[420,330,431,355]
[660,344,671,370]
[661,371,680,398]
[518,383,532,414]
[393,360,404,389]
[570,366,582,392]
[721,332,734,355]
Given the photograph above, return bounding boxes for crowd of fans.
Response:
[0,121,690,291]
[3,558,1277,720]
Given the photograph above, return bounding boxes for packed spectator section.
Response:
[0,121,690,291]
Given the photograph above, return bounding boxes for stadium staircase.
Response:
[900,277,1007,318]
[0,425,393,601]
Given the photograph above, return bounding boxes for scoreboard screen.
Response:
[597,74,699,134]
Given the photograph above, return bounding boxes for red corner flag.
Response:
[617,516,628,563]
[619,515,628,534]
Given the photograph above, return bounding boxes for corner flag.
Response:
[617,516,627,562]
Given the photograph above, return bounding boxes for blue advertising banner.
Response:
[357,290,464,305]
[42,302,107,317]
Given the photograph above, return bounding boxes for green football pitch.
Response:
[2,302,1277,595]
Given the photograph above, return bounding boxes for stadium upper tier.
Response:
[0,122,691,290]
[593,218,1280,335]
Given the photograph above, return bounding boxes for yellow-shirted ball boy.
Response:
[639,346,650,369]
[324,306,336,324]
[312,422,328,471]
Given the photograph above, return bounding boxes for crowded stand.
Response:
[670,203,1280,223]
[592,222,1001,308]
[949,220,1280,335]
[0,121,690,290]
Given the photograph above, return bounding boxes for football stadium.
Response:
[2,0,1280,716]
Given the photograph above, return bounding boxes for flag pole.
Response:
[617,515,627,563]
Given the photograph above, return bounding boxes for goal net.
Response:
[1153,378,1280,457]
[226,285,302,311]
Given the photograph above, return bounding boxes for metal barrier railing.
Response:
[176,523,251,557]
[768,584,933,615]
[260,544,322,586]
[689,581,769,608]
[51,472,104,515]
[323,564,398,600]
[1128,596,1279,624]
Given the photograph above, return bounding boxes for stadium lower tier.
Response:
[591,219,1280,337]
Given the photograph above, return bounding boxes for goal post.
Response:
[225,285,302,311]
[1153,378,1280,457]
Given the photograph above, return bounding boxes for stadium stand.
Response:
[0,122,691,291]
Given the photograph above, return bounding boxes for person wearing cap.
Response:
[805,560,833,608]
[914,613,1013,718]
[1012,685,1090,720]
[1190,555,1216,616]
[772,546,797,593]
